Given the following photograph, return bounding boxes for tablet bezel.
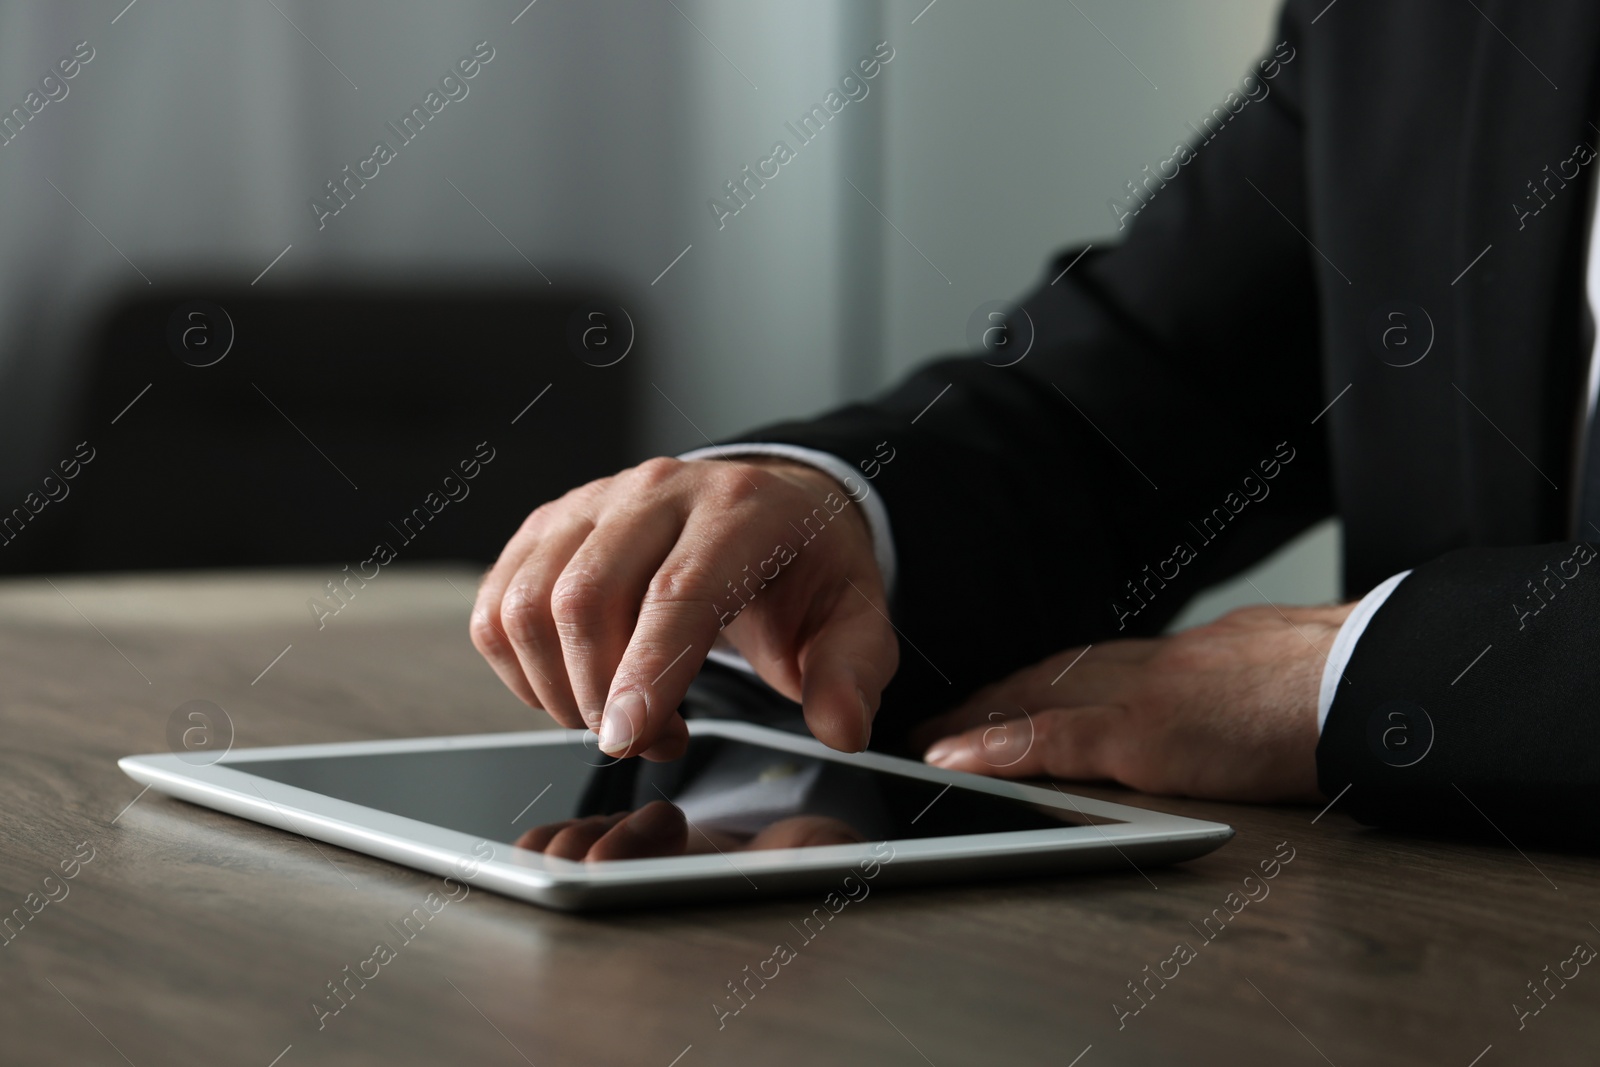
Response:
[118,720,1233,910]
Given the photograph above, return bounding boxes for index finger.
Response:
[594,530,727,757]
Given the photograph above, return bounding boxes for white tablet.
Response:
[118,719,1232,911]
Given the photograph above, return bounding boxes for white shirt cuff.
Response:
[1317,569,1412,732]
[676,442,900,678]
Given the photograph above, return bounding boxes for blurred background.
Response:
[0,0,1333,623]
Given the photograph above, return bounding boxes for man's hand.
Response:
[913,603,1354,804]
[471,456,897,761]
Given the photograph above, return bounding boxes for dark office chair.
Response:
[2,284,645,574]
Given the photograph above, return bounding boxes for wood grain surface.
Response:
[1,567,1596,1066]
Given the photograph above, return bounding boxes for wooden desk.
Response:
[3,568,1596,1066]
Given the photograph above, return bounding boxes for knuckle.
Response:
[631,455,685,491]
[498,585,550,645]
[707,464,767,509]
[976,709,1034,763]
[1031,713,1079,775]
[468,608,507,655]
[511,501,560,543]
[646,562,713,606]
[552,475,613,515]
[550,568,615,628]
[1024,707,1060,749]
[522,495,566,528]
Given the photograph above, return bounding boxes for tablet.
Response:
[118,720,1232,911]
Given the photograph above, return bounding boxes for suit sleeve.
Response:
[1318,542,1600,845]
[714,4,1335,751]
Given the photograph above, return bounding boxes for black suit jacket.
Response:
[719,0,1600,843]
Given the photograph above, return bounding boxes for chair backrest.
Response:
[2,284,644,574]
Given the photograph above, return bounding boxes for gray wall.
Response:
[0,0,1335,615]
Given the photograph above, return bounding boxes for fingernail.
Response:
[856,687,873,751]
[599,691,645,755]
[924,738,959,766]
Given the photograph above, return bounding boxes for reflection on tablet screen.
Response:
[235,736,1119,862]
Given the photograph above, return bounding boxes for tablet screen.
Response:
[233,734,1117,862]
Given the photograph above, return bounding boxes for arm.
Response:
[1320,543,1600,843]
[718,10,1332,749]
[473,4,1347,770]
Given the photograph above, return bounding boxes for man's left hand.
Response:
[914,604,1354,804]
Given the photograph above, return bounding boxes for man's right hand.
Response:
[470,456,898,762]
